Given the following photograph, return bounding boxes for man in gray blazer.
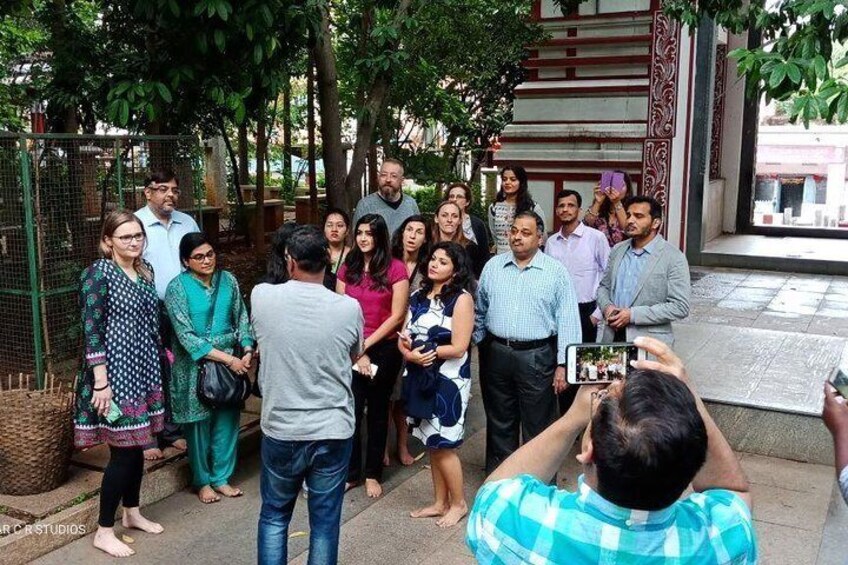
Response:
[596,196,690,346]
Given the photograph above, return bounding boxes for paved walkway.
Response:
[35,267,848,565]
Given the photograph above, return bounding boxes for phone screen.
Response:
[611,172,626,193]
[600,170,613,191]
[567,343,640,385]
[831,368,848,398]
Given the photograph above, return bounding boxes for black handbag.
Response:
[192,275,252,409]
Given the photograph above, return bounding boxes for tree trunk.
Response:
[282,78,292,183]
[344,78,392,203]
[237,122,250,185]
[308,50,318,222]
[367,143,378,195]
[311,3,348,212]
[254,113,267,256]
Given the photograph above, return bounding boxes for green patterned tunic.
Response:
[164,270,255,424]
[74,259,165,448]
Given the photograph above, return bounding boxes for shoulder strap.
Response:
[205,272,223,336]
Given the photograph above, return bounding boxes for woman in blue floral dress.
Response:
[74,210,166,558]
[399,242,474,528]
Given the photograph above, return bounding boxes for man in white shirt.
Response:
[134,169,199,459]
[545,189,610,344]
[545,189,610,413]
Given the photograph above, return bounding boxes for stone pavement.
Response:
[33,267,848,565]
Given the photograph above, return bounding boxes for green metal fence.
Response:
[0,134,202,387]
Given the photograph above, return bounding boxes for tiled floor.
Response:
[686,268,848,337]
[703,234,848,261]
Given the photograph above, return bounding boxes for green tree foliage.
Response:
[381,0,544,183]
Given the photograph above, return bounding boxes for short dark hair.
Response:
[145,169,178,187]
[322,207,350,228]
[591,370,708,510]
[513,210,545,236]
[179,232,214,265]
[286,225,329,274]
[556,189,582,208]
[625,195,663,221]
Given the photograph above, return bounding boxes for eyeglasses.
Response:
[189,249,216,262]
[148,184,181,196]
[114,232,145,245]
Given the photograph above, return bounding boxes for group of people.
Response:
[71,158,760,564]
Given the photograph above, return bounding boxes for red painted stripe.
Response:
[515,85,649,96]
[493,159,643,169]
[540,34,654,48]
[526,54,652,68]
[511,119,647,124]
[518,171,644,182]
[529,74,650,82]
[499,136,645,144]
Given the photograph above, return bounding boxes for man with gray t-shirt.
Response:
[252,226,363,565]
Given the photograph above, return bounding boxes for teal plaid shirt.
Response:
[467,474,758,564]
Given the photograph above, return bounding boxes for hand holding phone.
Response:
[566,343,644,385]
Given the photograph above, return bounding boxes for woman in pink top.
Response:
[337,213,410,498]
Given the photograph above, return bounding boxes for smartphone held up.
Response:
[566,343,646,385]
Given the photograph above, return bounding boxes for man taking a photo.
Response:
[466,336,757,564]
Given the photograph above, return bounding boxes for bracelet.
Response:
[585,208,597,216]
[93,383,110,392]
[614,203,624,211]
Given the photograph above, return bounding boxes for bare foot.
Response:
[383,452,391,467]
[213,484,243,498]
[171,439,188,451]
[436,502,468,528]
[365,478,383,498]
[122,509,164,534]
[197,485,221,504]
[143,448,163,461]
[410,503,447,518]
[93,527,135,558]
[344,481,359,493]
[398,449,415,466]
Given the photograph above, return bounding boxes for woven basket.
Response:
[0,375,75,495]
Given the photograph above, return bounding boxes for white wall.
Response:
[720,32,749,233]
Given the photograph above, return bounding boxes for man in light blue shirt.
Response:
[134,171,200,300]
[474,210,581,474]
[134,169,199,459]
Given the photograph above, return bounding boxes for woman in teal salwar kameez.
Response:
[165,232,255,504]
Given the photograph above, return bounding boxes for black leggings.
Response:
[99,445,144,527]
[347,339,403,483]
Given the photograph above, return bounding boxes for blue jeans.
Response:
[257,434,352,565]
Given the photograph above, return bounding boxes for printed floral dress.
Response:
[403,290,472,449]
[74,259,165,448]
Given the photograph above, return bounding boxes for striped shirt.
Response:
[467,474,758,565]
[613,235,662,307]
[473,251,581,364]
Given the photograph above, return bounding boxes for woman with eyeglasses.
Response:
[443,182,490,276]
[337,214,410,498]
[165,232,255,504]
[74,211,166,558]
